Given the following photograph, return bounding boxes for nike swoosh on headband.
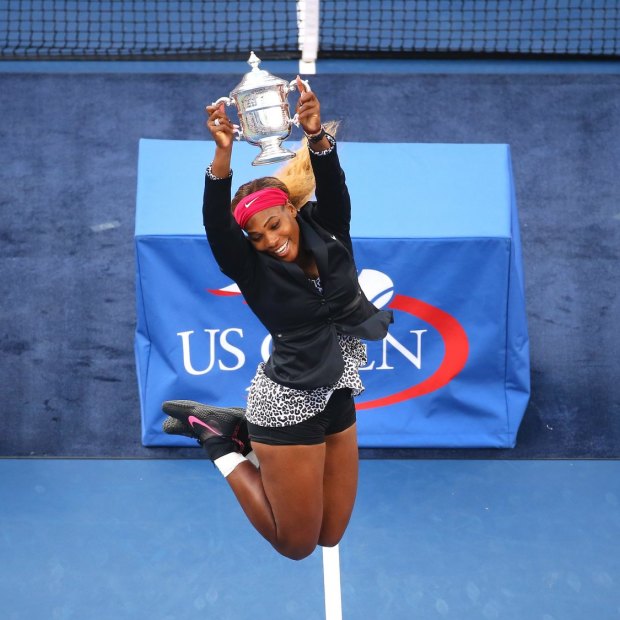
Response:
[244,196,260,209]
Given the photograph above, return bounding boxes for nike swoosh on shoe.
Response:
[188,415,220,436]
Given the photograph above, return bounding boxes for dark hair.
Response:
[231,177,290,213]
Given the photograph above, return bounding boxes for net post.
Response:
[322,544,343,620]
[297,0,319,74]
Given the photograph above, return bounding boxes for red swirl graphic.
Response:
[357,294,469,410]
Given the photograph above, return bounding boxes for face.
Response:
[245,203,301,262]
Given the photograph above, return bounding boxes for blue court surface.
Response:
[2,458,619,619]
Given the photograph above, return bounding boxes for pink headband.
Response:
[233,187,289,229]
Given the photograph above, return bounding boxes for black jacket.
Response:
[203,143,393,389]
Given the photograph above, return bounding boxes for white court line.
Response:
[322,544,343,620]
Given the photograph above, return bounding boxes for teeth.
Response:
[275,241,288,255]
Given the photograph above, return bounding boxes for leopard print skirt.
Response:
[245,334,367,428]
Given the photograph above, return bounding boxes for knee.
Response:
[277,541,318,561]
[317,532,343,548]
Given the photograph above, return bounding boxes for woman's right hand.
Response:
[205,103,236,150]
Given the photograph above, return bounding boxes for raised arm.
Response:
[202,103,256,285]
[207,102,234,178]
[294,78,351,236]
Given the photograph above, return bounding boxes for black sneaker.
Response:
[162,416,202,444]
[162,414,251,451]
[162,400,250,458]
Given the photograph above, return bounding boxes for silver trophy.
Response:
[212,52,309,166]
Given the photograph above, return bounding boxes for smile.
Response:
[274,240,289,256]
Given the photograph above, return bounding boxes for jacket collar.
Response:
[298,218,328,276]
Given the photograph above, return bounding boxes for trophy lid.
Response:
[230,52,288,95]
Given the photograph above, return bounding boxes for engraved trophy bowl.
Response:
[212,51,309,166]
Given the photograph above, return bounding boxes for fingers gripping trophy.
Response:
[206,51,322,166]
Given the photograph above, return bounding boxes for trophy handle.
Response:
[211,97,242,140]
[289,78,311,127]
[288,78,311,93]
[212,96,234,106]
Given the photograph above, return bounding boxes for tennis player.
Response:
[162,78,392,560]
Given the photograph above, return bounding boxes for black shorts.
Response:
[247,388,356,446]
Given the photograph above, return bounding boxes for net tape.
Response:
[1,1,618,60]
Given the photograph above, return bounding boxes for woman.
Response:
[162,79,392,560]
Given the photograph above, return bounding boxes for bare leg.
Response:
[225,442,326,560]
[318,423,359,547]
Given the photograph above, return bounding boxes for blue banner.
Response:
[135,139,530,448]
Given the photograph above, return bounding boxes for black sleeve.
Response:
[202,174,256,286]
[309,142,352,237]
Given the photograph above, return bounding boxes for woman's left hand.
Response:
[295,76,322,136]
